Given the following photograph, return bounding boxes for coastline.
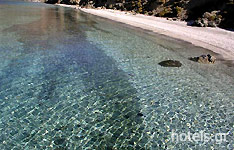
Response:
[56,4,234,61]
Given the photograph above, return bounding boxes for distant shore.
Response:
[56,4,234,61]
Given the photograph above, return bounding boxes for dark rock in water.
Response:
[158,60,182,67]
[189,54,216,64]
[124,114,130,119]
[54,137,66,145]
[137,112,144,117]
[45,0,58,4]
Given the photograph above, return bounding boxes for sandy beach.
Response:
[57,4,234,61]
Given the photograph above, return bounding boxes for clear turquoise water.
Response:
[0,1,234,149]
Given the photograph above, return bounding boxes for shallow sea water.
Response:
[0,1,234,149]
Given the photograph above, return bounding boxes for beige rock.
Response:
[197,54,216,64]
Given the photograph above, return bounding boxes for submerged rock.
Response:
[54,137,66,145]
[158,60,182,67]
[137,112,144,117]
[189,54,216,64]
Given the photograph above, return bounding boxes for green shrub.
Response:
[137,0,143,13]
[159,7,171,17]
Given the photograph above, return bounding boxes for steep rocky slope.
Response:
[41,0,234,29]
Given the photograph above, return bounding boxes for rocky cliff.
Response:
[42,0,234,29]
